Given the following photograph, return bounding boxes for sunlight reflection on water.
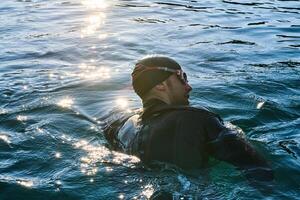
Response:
[73,139,140,176]
[80,0,110,37]
[57,97,74,109]
[0,134,11,144]
[16,180,34,188]
[0,108,8,114]
[78,64,111,80]
[256,101,265,109]
[118,194,125,199]
[116,98,128,109]
[81,13,106,37]
[16,115,28,122]
[1,0,299,198]
[81,0,109,9]
[55,152,61,158]
[115,98,134,113]
[60,63,112,81]
[140,184,155,199]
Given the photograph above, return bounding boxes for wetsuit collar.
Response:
[143,98,167,108]
[142,98,168,120]
[141,98,217,123]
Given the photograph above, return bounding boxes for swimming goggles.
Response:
[155,67,188,84]
[134,64,188,84]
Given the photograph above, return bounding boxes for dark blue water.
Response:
[0,0,299,199]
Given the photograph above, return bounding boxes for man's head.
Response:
[132,56,192,105]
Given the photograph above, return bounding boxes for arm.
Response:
[205,115,274,183]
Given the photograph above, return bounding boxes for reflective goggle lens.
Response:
[176,70,188,84]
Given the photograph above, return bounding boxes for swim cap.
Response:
[131,56,182,98]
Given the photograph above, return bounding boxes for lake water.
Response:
[0,0,299,199]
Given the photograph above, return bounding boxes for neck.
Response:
[142,95,171,107]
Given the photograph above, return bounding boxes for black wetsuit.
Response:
[104,99,273,182]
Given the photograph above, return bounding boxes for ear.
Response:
[153,82,166,91]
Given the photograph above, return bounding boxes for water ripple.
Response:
[1,0,300,199]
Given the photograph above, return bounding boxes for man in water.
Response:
[104,56,273,185]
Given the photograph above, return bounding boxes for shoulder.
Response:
[168,107,227,140]
[151,106,222,130]
[163,105,219,119]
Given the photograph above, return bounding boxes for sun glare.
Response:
[0,134,10,144]
[81,0,109,9]
[0,108,7,114]
[81,13,106,37]
[57,97,74,109]
[257,101,265,109]
[141,184,155,199]
[73,138,140,176]
[55,152,61,158]
[17,180,34,188]
[75,64,111,80]
[116,98,129,109]
[16,115,28,122]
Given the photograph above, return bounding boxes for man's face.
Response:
[164,73,192,105]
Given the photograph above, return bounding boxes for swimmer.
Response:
[103,56,273,193]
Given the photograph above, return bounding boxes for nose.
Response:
[185,83,192,92]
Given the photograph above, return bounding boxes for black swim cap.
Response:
[131,56,182,98]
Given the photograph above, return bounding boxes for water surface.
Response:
[0,0,300,199]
